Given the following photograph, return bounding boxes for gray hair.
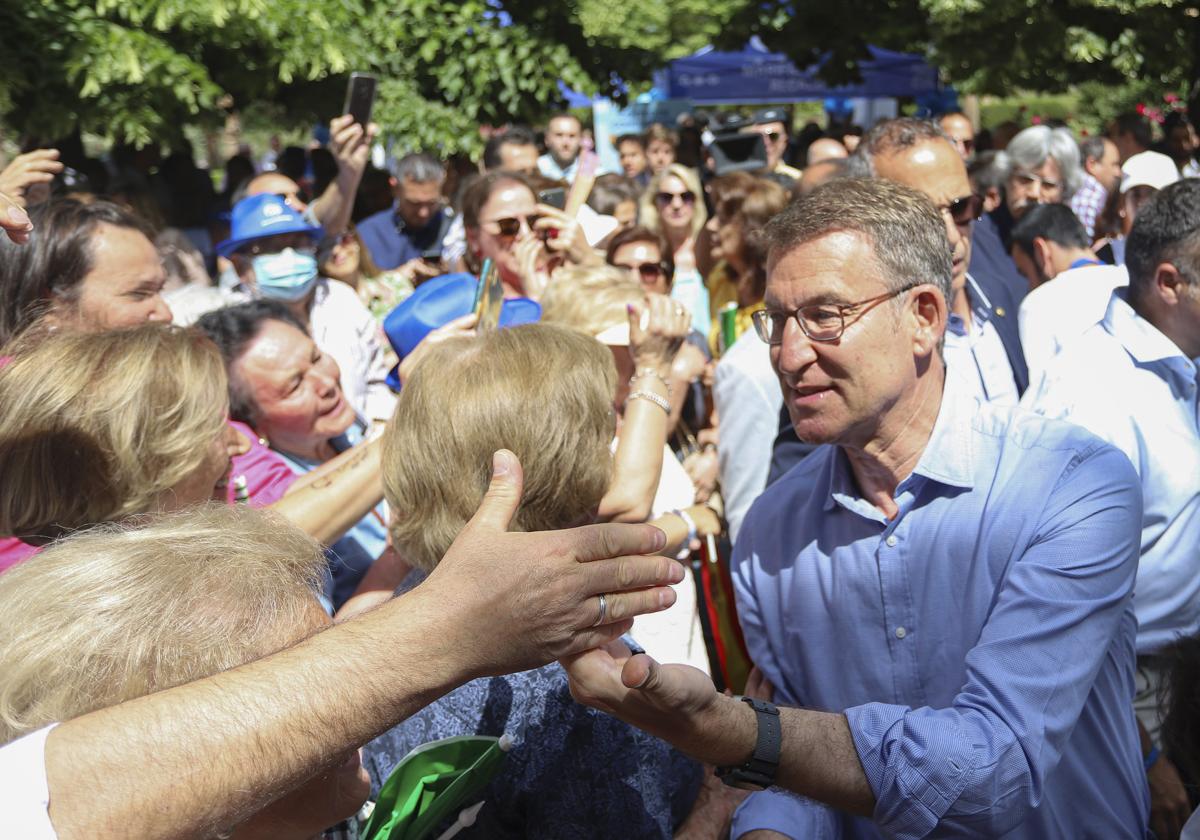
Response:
[764,177,953,308]
[393,152,445,184]
[845,118,954,178]
[1078,135,1107,165]
[997,126,1082,199]
[0,505,326,742]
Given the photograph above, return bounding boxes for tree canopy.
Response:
[1,0,1196,154]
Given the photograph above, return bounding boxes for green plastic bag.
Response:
[359,734,511,840]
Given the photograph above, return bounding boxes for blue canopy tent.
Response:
[660,37,941,104]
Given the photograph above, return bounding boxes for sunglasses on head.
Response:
[488,214,544,237]
[655,191,696,207]
[944,194,984,225]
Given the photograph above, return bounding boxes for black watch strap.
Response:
[716,696,782,790]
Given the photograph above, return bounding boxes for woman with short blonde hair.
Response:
[0,324,232,543]
[384,323,616,571]
[370,322,709,838]
[0,505,372,838]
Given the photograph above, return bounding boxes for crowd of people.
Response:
[0,99,1198,840]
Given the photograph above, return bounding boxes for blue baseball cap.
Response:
[216,193,322,257]
[383,273,542,390]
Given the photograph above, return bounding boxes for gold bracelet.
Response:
[627,389,671,414]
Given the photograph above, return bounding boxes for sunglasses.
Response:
[655,191,696,207]
[762,130,784,142]
[619,261,668,281]
[484,214,544,237]
[942,194,984,225]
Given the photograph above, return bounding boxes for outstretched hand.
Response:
[421,450,686,678]
[562,638,726,754]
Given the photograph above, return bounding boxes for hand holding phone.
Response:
[342,73,377,127]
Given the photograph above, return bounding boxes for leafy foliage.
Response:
[2,0,1195,154]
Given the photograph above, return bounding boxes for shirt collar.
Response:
[910,379,977,490]
[822,376,976,512]
[1103,289,1197,369]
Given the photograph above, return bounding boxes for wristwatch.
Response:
[716,696,781,790]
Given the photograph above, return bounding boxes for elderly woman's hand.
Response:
[629,294,690,377]
[534,204,598,266]
[397,312,478,388]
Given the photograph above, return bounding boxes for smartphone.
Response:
[473,258,505,331]
[342,73,377,127]
[538,187,566,210]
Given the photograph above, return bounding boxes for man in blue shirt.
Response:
[1025,180,1200,839]
[564,177,1149,838]
[355,152,451,274]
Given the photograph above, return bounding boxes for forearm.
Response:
[270,439,383,545]
[44,586,469,840]
[688,697,875,816]
[310,170,358,238]
[600,394,668,522]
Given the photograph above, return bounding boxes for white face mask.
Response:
[251,248,320,302]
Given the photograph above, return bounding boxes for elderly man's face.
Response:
[767,231,921,447]
[1005,157,1064,219]
[546,116,582,165]
[873,139,974,293]
[397,178,443,230]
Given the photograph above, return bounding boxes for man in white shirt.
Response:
[1009,202,1129,386]
[1024,179,1200,839]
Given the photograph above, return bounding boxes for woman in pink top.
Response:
[0,325,386,575]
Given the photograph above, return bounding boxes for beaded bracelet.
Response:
[628,389,670,414]
[630,367,671,396]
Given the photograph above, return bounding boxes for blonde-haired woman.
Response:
[0,325,241,553]
[372,323,719,838]
[0,323,387,580]
[638,164,710,336]
[0,505,372,838]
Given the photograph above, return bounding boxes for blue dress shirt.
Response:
[1024,290,1200,655]
[731,379,1149,839]
[356,206,451,271]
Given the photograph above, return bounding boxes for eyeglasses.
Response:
[752,283,920,344]
[482,214,544,237]
[655,191,696,208]
[941,194,984,225]
[618,261,669,281]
